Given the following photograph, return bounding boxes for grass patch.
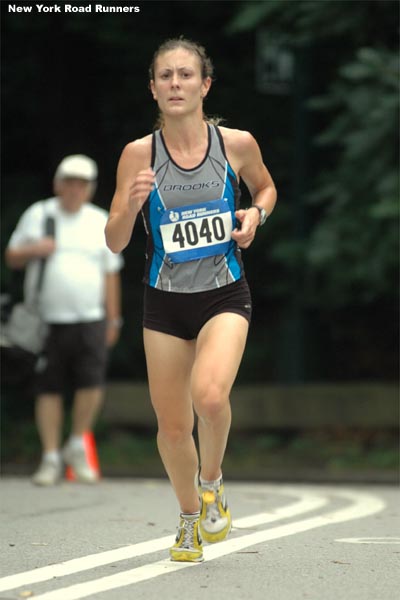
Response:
[2,419,398,480]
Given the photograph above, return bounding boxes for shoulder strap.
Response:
[35,201,55,297]
[214,125,228,160]
[151,131,157,168]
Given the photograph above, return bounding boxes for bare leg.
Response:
[71,387,104,436]
[35,393,64,452]
[191,313,249,481]
[143,328,199,514]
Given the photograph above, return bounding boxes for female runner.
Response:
[105,37,277,563]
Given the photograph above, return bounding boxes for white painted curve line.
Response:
[336,537,400,544]
[0,490,326,593]
[31,490,385,600]
[233,490,328,528]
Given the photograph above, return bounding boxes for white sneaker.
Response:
[62,445,98,483]
[32,457,62,486]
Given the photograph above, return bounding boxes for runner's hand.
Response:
[231,209,259,249]
[128,168,155,212]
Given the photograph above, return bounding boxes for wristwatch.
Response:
[249,204,267,226]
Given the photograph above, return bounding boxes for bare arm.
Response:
[104,271,122,347]
[223,129,277,249]
[105,138,154,253]
[5,238,56,269]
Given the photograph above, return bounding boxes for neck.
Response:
[162,116,208,153]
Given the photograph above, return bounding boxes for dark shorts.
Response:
[36,320,108,394]
[143,278,252,340]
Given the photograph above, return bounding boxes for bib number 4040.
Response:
[160,199,233,262]
[172,216,226,248]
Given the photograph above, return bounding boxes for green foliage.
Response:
[227,0,387,45]
[229,0,399,308]
[306,46,399,306]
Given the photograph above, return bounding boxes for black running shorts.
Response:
[143,278,252,340]
[36,320,108,393]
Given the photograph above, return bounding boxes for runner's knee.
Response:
[193,382,229,420]
[157,421,194,447]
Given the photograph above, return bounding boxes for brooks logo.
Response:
[163,181,220,192]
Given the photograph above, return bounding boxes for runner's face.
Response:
[150,48,211,119]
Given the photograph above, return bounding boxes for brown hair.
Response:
[149,36,214,82]
[149,37,223,129]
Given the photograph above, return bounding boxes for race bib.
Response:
[159,198,233,263]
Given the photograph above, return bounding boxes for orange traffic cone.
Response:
[65,431,101,481]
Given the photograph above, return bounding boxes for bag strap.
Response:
[32,201,56,302]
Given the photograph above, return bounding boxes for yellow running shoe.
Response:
[199,478,232,543]
[170,513,204,563]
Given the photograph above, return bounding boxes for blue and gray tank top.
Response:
[141,124,244,293]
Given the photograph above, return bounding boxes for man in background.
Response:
[5,154,123,485]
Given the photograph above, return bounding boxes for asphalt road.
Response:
[0,477,399,600]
